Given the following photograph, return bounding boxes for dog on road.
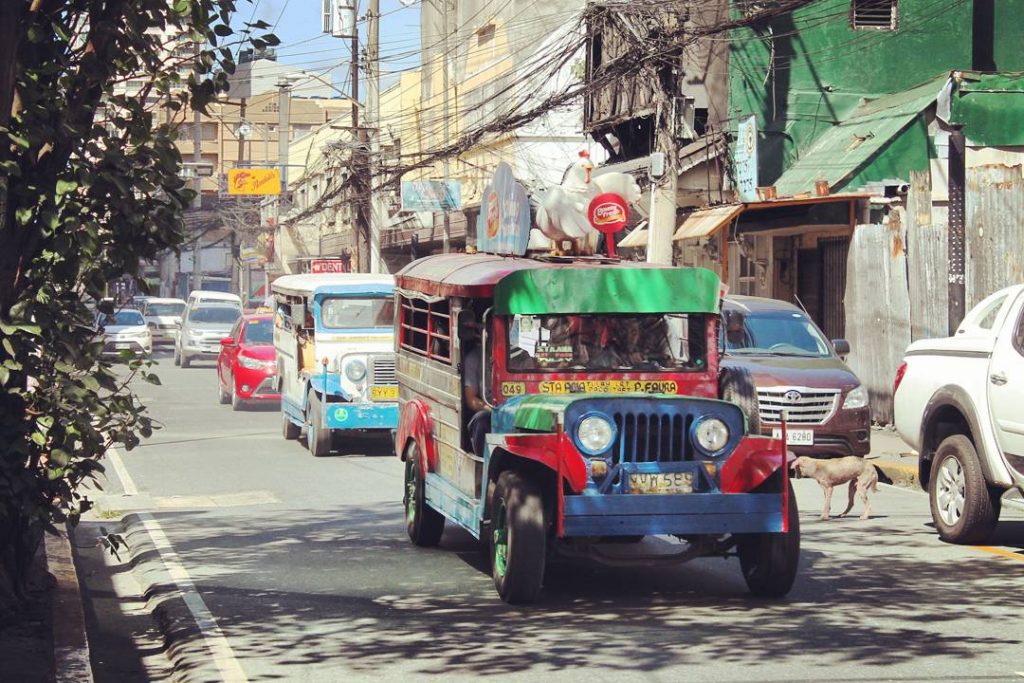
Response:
[791,455,878,520]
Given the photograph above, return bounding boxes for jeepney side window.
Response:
[399,296,452,364]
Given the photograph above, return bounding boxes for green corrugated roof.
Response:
[494,266,721,316]
[949,72,1024,146]
[774,75,947,196]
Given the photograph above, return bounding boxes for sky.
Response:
[235,0,423,97]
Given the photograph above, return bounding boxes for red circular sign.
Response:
[587,193,629,234]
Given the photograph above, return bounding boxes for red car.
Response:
[217,314,279,410]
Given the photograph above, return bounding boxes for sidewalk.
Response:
[866,425,921,489]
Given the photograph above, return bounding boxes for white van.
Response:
[186,290,242,307]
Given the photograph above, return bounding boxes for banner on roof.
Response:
[476,162,531,257]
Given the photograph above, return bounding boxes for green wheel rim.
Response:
[493,499,509,579]
[405,461,417,525]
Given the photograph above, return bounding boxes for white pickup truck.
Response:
[894,285,1024,543]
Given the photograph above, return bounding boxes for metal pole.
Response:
[948,129,966,335]
[232,98,246,298]
[440,0,451,253]
[351,11,369,272]
[277,80,290,193]
[191,98,202,291]
[367,0,382,273]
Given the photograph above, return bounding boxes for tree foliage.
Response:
[0,0,276,608]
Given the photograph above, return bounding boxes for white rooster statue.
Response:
[536,150,642,255]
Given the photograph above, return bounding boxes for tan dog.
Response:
[792,456,878,520]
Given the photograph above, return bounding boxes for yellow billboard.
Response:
[227,168,281,196]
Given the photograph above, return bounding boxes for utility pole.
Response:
[440,0,452,253]
[191,39,203,292]
[277,79,291,193]
[647,103,677,266]
[231,98,246,298]
[352,15,369,272]
[367,0,382,272]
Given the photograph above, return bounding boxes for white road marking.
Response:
[139,512,249,682]
[106,447,139,496]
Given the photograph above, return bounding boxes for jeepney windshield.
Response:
[507,313,707,372]
[320,296,395,329]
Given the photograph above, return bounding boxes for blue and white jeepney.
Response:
[271,273,399,456]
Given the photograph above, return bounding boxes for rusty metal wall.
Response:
[819,236,849,339]
[965,164,1024,309]
[844,222,911,424]
[907,171,949,341]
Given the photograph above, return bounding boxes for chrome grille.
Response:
[611,412,693,464]
[370,355,397,385]
[756,387,839,425]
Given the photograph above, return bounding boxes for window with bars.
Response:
[851,0,898,30]
[399,296,452,363]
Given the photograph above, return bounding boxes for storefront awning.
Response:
[672,204,744,242]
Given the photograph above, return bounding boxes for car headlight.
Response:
[238,355,263,370]
[576,414,615,455]
[693,417,729,454]
[843,385,869,409]
[343,358,367,382]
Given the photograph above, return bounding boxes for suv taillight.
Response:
[893,361,908,395]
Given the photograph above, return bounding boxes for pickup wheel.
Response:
[721,368,761,434]
[929,435,999,544]
[738,479,800,598]
[404,442,444,547]
[490,470,547,604]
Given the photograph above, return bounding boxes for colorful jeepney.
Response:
[272,274,399,456]
[394,254,798,603]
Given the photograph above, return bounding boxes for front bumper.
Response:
[103,339,151,356]
[235,371,280,401]
[182,340,222,358]
[323,401,399,430]
[150,327,178,344]
[563,491,785,537]
[762,406,871,457]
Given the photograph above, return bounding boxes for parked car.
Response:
[216,314,279,410]
[140,297,186,346]
[174,302,242,368]
[96,308,152,357]
[894,285,1024,544]
[720,296,870,456]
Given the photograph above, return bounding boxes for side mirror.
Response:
[220,337,235,347]
[832,339,851,356]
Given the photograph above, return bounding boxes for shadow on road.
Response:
[128,501,1024,679]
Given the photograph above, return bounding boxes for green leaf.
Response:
[56,179,78,197]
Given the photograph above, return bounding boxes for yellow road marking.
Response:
[974,545,1024,562]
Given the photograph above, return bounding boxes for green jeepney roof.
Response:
[494,266,721,316]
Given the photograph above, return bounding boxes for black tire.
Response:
[217,374,230,405]
[738,480,800,598]
[173,344,181,366]
[180,353,191,369]
[721,367,761,434]
[929,435,1000,544]
[489,470,547,604]
[404,442,445,546]
[282,411,301,440]
[230,381,244,411]
[305,391,332,457]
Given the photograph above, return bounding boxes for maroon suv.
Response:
[720,295,870,457]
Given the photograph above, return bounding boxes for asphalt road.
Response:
[79,352,1024,682]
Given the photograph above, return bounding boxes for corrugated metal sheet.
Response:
[907,171,949,340]
[774,76,946,196]
[672,204,742,241]
[819,236,849,339]
[844,223,911,425]
[965,164,1024,309]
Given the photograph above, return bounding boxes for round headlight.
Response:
[694,417,730,454]
[577,414,615,455]
[343,359,367,382]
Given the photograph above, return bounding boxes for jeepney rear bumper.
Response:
[562,492,785,537]
[324,401,399,430]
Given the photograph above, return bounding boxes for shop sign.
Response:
[476,162,531,257]
[227,168,281,196]
[400,180,462,212]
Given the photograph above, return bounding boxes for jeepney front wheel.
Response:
[490,470,547,604]
[306,390,332,457]
[404,442,444,546]
[737,480,800,598]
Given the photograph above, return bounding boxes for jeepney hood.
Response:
[492,393,741,434]
[313,331,393,363]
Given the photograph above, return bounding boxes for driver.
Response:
[724,309,751,349]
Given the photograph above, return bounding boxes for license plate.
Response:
[370,385,399,401]
[772,428,814,445]
[628,472,693,495]
[115,343,132,349]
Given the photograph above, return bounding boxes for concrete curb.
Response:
[121,513,230,683]
[45,528,94,683]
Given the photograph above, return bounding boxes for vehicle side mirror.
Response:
[832,339,851,356]
[220,337,235,347]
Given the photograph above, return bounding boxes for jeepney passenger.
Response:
[462,328,491,458]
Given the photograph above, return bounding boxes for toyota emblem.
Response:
[784,390,802,402]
